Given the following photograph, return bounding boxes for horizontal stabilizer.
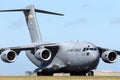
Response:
[35,9,63,16]
[0,9,29,12]
[0,9,64,16]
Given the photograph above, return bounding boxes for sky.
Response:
[0,0,120,75]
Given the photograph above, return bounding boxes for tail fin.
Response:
[0,4,63,43]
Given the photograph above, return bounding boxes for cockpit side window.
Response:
[83,48,86,51]
[94,48,97,51]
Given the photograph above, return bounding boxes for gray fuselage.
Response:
[26,41,100,73]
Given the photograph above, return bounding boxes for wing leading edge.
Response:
[97,47,120,56]
[0,43,59,54]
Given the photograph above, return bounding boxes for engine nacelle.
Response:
[1,49,17,63]
[101,50,117,63]
[35,48,51,61]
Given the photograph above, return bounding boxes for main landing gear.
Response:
[36,71,94,76]
[70,71,94,76]
[87,71,94,76]
[37,71,53,76]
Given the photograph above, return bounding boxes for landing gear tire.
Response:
[70,72,86,76]
[37,72,53,76]
[88,71,94,76]
[37,72,43,76]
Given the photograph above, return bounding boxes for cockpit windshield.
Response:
[83,47,97,51]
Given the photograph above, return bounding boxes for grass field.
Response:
[0,76,120,80]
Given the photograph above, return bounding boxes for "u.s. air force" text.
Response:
[67,48,81,53]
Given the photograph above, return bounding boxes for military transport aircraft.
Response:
[0,4,120,76]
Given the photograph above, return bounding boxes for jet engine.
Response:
[35,48,51,61]
[101,50,117,63]
[1,49,17,63]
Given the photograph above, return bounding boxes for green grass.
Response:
[0,76,120,80]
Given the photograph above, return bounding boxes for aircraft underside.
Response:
[36,67,94,76]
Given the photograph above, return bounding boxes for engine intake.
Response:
[101,50,117,63]
[1,49,17,63]
[35,48,51,61]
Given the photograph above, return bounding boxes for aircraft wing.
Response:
[0,43,58,54]
[97,47,120,63]
[97,47,120,56]
[0,45,35,55]
[0,43,59,63]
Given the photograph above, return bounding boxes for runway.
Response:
[53,72,120,76]
[0,76,120,80]
[94,72,120,76]
[25,71,120,76]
